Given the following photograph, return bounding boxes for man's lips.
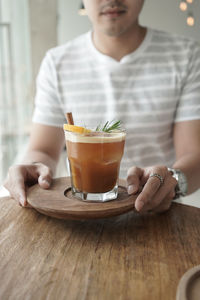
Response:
[101,7,127,17]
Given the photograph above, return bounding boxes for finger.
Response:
[135,166,168,211]
[14,180,27,207]
[140,174,176,212]
[127,167,143,194]
[152,190,175,213]
[153,174,177,213]
[36,164,53,189]
[135,178,161,211]
[4,171,27,207]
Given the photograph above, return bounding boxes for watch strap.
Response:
[168,168,188,198]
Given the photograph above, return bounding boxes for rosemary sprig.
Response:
[95,120,122,133]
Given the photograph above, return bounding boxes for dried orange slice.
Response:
[63,124,91,134]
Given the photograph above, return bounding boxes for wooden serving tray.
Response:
[27,177,136,220]
[176,265,200,300]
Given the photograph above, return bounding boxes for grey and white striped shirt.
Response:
[33,28,200,178]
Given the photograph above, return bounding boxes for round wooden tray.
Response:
[27,177,136,220]
[176,265,200,300]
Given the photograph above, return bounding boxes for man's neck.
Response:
[92,26,147,62]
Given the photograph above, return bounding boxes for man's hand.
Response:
[4,163,53,207]
[127,166,177,213]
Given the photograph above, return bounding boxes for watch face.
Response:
[168,168,188,196]
[177,170,188,196]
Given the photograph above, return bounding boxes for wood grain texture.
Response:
[0,196,200,300]
[27,177,136,220]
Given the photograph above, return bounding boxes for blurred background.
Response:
[0,0,200,185]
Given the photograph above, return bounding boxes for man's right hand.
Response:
[3,163,53,207]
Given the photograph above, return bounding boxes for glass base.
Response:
[72,185,118,202]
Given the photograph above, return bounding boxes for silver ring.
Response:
[149,173,164,185]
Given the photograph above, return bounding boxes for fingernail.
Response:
[128,185,137,194]
[135,200,145,211]
[40,178,50,189]
[40,177,50,185]
[42,179,50,185]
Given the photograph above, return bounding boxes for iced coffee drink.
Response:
[64,124,126,202]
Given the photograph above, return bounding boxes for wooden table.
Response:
[0,196,200,300]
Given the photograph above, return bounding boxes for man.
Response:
[4,0,200,213]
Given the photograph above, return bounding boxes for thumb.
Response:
[37,165,53,189]
[126,167,143,195]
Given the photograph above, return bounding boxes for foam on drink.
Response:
[65,131,126,144]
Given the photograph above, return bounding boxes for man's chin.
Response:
[102,26,126,37]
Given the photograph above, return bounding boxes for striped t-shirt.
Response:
[33,28,200,178]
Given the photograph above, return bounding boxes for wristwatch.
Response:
[168,168,188,198]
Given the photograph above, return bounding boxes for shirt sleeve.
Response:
[175,41,200,122]
[32,50,65,127]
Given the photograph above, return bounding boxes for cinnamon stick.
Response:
[65,112,74,125]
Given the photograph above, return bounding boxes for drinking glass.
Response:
[64,130,126,202]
